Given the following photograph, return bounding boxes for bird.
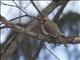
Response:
[40,18,64,38]
[40,18,66,46]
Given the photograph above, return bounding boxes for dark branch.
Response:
[39,1,58,17]
[30,0,44,18]
[1,2,17,7]
[45,46,60,60]
[53,1,69,22]
[1,1,41,20]
[49,36,80,44]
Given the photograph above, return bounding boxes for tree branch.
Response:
[39,1,61,17]
[1,15,80,45]
[1,2,41,20]
[49,36,80,44]
[30,0,44,18]
[1,2,17,7]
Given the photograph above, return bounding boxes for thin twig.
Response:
[30,0,44,18]
[12,0,40,20]
[1,1,41,20]
[10,15,29,21]
[0,15,27,25]
[1,2,17,7]
[12,0,27,14]
[1,1,42,25]
[44,45,60,60]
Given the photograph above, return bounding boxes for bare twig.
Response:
[10,15,28,21]
[1,2,17,7]
[45,46,60,60]
[12,0,42,20]
[12,0,27,14]
[0,15,27,28]
[1,2,41,20]
[30,0,44,18]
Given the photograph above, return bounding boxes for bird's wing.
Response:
[41,25,49,35]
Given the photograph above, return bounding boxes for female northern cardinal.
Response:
[40,18,66,46]
[40,18,64,39]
